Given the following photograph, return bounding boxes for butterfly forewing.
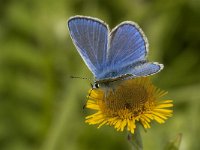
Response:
[68,16,109,76]
[107,22,148,69]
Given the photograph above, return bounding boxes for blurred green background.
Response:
[0,0,200,149]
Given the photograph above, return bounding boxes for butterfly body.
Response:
[68,16,163,88]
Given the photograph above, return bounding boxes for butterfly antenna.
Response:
[83,83,94,112]
[70,75,93,81]
[70,76,94,112]
[88,83,94,97]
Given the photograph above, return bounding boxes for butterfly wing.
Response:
[98,22,163,79]
[68,16,109,77]
[123,62,164,77]
[107,22,148,68]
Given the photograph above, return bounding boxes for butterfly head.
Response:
[93,82,100,89]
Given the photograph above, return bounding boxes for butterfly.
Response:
[67,15,163,88]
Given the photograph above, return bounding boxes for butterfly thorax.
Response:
[94,74,134,90]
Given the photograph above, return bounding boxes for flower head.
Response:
[85,77,173,134]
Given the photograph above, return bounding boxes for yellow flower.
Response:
[85,77,173,134]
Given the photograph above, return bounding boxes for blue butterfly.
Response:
[68,16,163,88]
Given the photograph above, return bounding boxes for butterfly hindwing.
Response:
[127,62,163,77]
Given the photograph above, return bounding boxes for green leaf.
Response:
[164,133,182,150]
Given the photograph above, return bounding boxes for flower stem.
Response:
[127,126,143,150]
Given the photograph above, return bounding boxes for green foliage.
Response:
[0,0,200,149]
[164,133,182,150]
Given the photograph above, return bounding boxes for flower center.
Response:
[101,83,149,116]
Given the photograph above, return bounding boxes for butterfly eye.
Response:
[94,83,100,88]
